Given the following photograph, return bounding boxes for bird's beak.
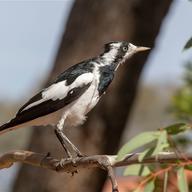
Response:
[135,46,151,52]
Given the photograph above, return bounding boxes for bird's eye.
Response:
[122,46,128,52]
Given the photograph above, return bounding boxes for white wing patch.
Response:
[71,72,93,89]
[43,81,68,101]
[21,73,94,112]
[22,99,45,111]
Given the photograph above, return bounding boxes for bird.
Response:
[0,41,150,158]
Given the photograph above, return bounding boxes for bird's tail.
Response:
[0,123,12,134]
[0,120,19,135]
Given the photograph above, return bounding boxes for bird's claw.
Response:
[58,158,78,176]
[76,152,86,158]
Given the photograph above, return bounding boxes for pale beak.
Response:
[135,46,151,52]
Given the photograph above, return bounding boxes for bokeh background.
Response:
[0,0,192,191]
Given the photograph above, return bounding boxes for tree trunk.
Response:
[13,0,172,192]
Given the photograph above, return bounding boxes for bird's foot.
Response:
[62,151,85,163]
[76,151,85,158]
[59,158,78,176]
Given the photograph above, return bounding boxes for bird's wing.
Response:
[1,72,93,129]
[54,59,94,85]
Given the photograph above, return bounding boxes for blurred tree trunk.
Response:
[13,0,172,192]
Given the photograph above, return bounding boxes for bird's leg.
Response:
[55,129,73,159]
[55,118,83,158]
[58,132,84,157]
[55,119,72,159]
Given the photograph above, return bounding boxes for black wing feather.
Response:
[17,91,43,114]
[55,60,94,85]
[0,83,91,130]
[0,60,95,131]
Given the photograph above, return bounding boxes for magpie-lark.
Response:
[0,41,150,158]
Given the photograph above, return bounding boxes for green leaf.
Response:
[152,131,169,156]
[164,123,190,135]
[144,179,155,192]
[124,164,151,176]
[135,131,169,163]
[117,131,161,160]
[177,167,189,192]
[185,164,192,171]
[184,37,192,50]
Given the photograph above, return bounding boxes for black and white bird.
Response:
[0,41,150,158]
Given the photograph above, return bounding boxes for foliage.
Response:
[174,28,192,119]
[116,7,192,191]
[117,123,192,191]
[177,167,189,192]
[183,37,192,51]
[118,61,192,190]
[118,56,192,191]
[171,63,192,121]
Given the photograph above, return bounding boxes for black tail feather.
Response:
[0,119,17,134]
[0,122,10,133]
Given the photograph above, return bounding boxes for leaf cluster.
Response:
[117,123,191,191]
[172,63,192,121]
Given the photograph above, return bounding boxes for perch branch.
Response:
[0,150,192,192]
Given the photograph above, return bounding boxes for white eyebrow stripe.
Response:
[21,73,94,112]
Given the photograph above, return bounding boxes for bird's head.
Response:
[100,41,150,70]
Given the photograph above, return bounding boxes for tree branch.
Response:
[0,150,191,192]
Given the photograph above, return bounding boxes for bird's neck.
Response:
[99,49,122,71]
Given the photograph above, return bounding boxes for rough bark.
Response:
[13,0,172,192]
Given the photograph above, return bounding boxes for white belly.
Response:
[31,84,99,128]
[64,82,100,127]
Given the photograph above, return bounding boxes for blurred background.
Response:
[0,0,192,191]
